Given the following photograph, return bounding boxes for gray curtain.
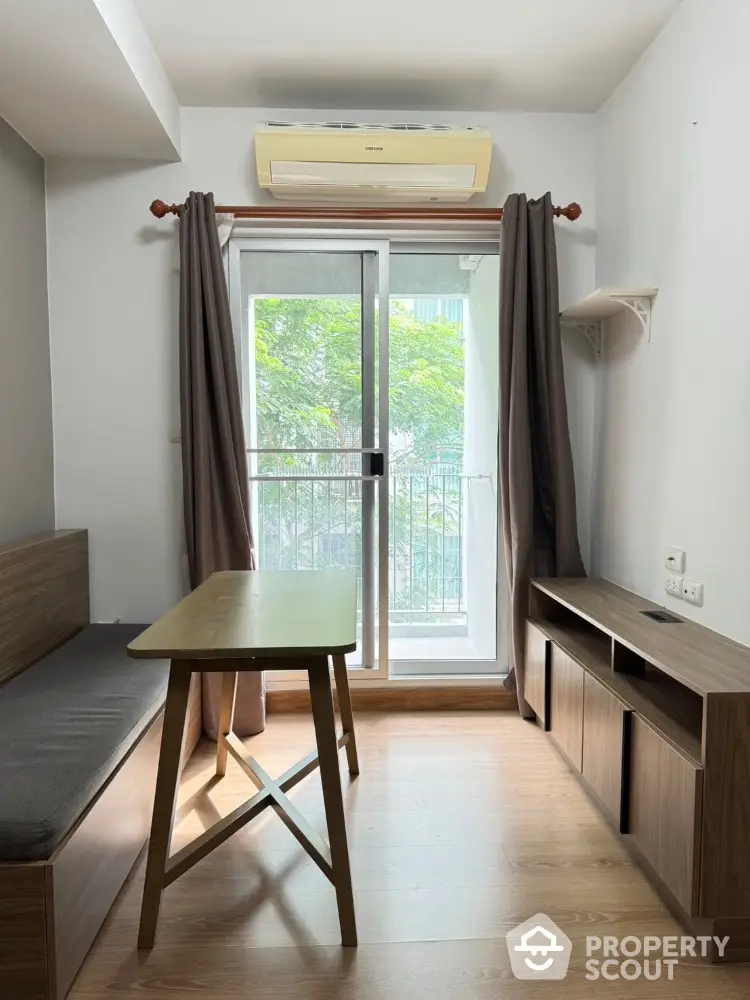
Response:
[499,192,585,717]
[179,191,265,739]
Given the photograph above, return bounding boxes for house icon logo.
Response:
[506,913,573,980]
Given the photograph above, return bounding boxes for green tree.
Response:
[254,298,464,463]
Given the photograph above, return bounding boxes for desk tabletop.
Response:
[128,570,358,660]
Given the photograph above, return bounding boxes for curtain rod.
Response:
[149,199,582,223]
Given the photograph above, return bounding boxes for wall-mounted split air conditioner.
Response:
[255,122,493,203]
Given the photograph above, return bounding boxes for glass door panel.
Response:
[229,241,388,676]
[244,251,364,451]
[387,251,501,675]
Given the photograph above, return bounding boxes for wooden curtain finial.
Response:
[559,202,582,221]
[150,199,181,219]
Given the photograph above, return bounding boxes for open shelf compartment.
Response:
[611,642,703,762]
[530,582,703,763]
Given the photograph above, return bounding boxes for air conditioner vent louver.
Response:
[262,121,478,133]
[255,121,492,204]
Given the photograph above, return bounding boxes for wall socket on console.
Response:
[664,548,704,605]
[665,573,683,597]
[682,578,704,606]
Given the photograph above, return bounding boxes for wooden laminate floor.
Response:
[69,713,750,999]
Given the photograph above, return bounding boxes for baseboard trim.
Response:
[267,685,517,713]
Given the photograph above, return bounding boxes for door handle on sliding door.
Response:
[365,452,385,478]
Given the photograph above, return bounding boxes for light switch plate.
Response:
[665,547,686,574]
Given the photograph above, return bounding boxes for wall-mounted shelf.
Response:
[560,287,658,356]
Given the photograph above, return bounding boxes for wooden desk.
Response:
[128,570,360,949]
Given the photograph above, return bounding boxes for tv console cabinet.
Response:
[526,577,750,962]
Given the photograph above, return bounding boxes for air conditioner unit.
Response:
[255,122,492,203]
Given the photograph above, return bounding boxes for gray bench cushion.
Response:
[0,624,168,861]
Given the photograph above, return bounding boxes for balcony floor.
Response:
[389,635,495,664]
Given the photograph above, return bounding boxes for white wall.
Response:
[593,0,750,643]
[0,115,54,545]
[46,106,597,621]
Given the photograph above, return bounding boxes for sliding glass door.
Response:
[228,236,502,678]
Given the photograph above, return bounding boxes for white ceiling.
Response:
[0,0,681,159]
[133,0,682,112]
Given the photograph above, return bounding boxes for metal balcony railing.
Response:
[253,468,464,622]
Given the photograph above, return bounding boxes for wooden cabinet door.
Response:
[582,673,628,829]
[525,622,548,727]
[629,716,703,915]
[549,646,584,772]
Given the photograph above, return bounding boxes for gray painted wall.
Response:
[0,117,54,544]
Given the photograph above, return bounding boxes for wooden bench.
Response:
[0,530,202,999]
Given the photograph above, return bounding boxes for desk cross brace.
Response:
[163,730,351,886]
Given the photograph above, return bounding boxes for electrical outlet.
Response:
[665,573,684,597]
[682,578,704,606]
[665,547,686,574]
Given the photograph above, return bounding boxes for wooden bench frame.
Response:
[0,531,202,1000]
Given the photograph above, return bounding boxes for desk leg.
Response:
[332,654,359,776]
[138,663,192,950]
[308,660,357,947]
[216,671,239,777]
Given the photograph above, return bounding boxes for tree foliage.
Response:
[254,297,464,464]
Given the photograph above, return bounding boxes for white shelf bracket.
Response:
[561,320,601,357]
[560,288,657,357]
[610,295,653,341]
